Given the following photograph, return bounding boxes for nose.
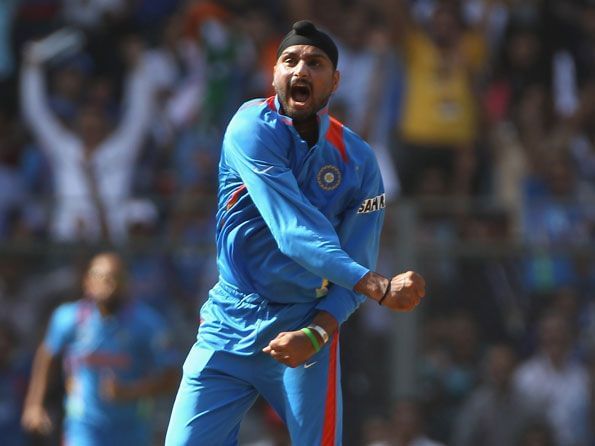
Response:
[293,59,310,78]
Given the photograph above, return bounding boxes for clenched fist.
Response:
[263,330,317,368]
[381,271,425,311]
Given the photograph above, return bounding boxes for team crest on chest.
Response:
[317,165,341,191]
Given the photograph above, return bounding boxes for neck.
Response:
[97,297,123,317]
[293,116,319,148]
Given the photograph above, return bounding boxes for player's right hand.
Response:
[381,271,426,311]
[21,404,53,435]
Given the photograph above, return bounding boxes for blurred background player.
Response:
[21,251,179,446]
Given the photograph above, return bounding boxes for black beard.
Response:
[275,84,332,122]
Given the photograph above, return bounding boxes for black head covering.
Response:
[277,20,338,68]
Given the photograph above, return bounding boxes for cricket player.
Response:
[21,252,180,446]
[165,20,426,445]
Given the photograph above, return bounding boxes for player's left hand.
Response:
[263,330,317,368]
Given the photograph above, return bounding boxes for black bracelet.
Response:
[378,281,391,306]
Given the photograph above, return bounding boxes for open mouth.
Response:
[290,84,311,104]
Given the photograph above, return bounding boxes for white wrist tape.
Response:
[308,324,329,344]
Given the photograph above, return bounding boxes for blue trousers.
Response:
[165,281,342,445]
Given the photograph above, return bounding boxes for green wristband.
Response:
[301,327,321,352]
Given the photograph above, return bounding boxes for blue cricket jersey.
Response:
[214,96,385,325]
[44,299,178,430]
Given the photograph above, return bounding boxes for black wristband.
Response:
[378,281,391,306]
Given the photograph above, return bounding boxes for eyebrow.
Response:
[281,50,329,61]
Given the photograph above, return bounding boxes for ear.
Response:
[331,69,340,94]
[272,63,278,88]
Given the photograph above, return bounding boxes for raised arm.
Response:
[20,45,74,154]
[107,40,155,161]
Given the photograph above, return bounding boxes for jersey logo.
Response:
[357,193,386,214]
[253,165,274,175]
[317,165,341,191]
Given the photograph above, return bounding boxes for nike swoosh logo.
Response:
[253,165,274,174]
[304,361,317,369]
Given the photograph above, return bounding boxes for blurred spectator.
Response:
[521,153,590,294]
[549,0,595,119]
[388,0,490,196]
[513,311,592,446]
[20,36,155,244]
[166,192,217,310]
[45,53,92,124]
[0,108,29,239]
[516,420,558,446]
[21,252,179,445]
[453,209,526,342]
[485,19,549,125]
[125,198,173,315]
[362,415,391,446]
[0,320,30,446]
[419,311,482,442]
[332,4,402,199]
[486,20,551,227]
[333,4,388,137]
[181,1,254,130]
[143,12,206,145]
[131,0,181,40]
[389,399,445,446]
[566,83,595,200]
[241,7,282,98]
[0,0,18,82]
[452,343,533,446]
[0,253,80,353]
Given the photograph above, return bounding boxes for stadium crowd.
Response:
[1,0,595,445]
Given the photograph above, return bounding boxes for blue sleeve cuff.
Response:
[315,285,368,325]
[338,263,370,291]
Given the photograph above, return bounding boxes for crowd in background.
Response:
[1,0,595,445]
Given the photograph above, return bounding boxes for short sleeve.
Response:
[44,303,78,355]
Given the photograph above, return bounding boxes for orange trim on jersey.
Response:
[265,96,277,112]
[325,117,348,162]
[226,184,247,210]
[321,333,339,446]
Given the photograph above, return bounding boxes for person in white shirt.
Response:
[513,312,592,446]
[20,37,155,244]
[390,400,445,446]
